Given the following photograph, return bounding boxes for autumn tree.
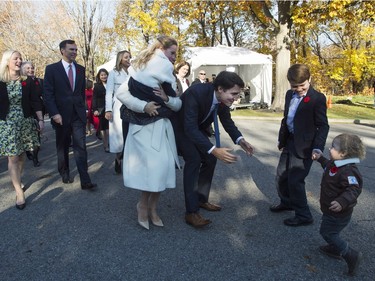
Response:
[165,1,259,48]
[60,0,108,79]
[0,1,72,77]
[243,1,300,110]
[292,0,375,95]
[113,0,178,54]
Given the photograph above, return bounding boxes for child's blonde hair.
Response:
[333,134,366,160]
[132,35,177,71]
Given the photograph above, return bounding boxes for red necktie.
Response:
[68,64,74,90]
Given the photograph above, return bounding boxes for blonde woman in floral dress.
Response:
[0,50,44,210]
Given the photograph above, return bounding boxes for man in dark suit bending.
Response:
[270,64,329,226]
[44,39,97,190]
[173,71,254,228]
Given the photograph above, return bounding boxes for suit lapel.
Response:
[296,87,313,113]
[73,62,82,91]
[200,88,214,121]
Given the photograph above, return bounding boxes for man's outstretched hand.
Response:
[239,139,254,156]
[212,147,238,164]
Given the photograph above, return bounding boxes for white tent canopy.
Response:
[187,46,273,106]
[96,57,116,73]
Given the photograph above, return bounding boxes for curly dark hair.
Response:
[333,134,366,160]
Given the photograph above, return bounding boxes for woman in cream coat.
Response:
[105,50,131,174]
[117,35,181,230]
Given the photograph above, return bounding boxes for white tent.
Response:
[96,57,116,73]
[187,46,273,106]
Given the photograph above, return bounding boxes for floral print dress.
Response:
[0,80,39,156]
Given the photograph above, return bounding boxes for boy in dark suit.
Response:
[44,39,96,190]
[270,64,329,226]
[173,71,254,227]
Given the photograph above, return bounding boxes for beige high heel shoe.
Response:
[136,203,149,230]
[149,210,164,227]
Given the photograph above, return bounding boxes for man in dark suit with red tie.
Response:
[270,64,329,226]
[173,71,254,228]
[44,39,96,190]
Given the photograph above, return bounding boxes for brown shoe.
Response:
[199,202,222,211]
[185,213,211,228]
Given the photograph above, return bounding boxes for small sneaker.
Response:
[319,244,342,260]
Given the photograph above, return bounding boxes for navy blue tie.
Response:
[213,104,220,147]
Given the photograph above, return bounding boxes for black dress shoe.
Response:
[284,217,314,227]
[81,182,97,190]
[269,204,293,212]
[62,174,74,184]
[16,202,26,210]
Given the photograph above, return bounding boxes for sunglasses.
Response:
[199,73,206,75]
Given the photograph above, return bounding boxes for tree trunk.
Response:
[272,21,290,110]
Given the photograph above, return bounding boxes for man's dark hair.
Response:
[59,39,76,53]
[213,71,244,90]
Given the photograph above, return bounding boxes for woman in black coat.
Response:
[21,61,44,167]
[92,68,109,152]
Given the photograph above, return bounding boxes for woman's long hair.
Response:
[95,68,109,84]
[132,35,177,71]
[114,50,131,72]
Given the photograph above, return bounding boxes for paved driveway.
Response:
[1,119,374,281]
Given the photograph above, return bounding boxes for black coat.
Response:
[278,87,329,158]
[0,78,43,121]
[92,82,106,115]
[43,61,86,125]
[175,83,242,153]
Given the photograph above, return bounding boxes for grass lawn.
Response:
[231,95,375,120]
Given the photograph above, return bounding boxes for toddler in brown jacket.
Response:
[312,133,365,276]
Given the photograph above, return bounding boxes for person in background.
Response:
[191,69,206,86]
[175,60,190,96]
[190,68,214,136]
[92,68,109,152]
[105,50,131,174]
[0,50,44,209]
[117,35,181,230]
[211,74,216,82]
[270,64,329,226]
[44,39,97,190]
[21,61,44,167]
[173,71,254,228]
[85,79,94,136]
[312,134,365,276]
